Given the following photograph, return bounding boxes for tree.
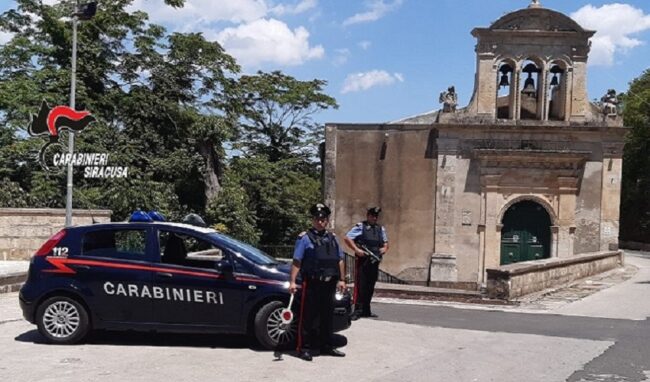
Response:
[0,0,337,247]
[228,155,321,245]
[620,69,650,243]
[236,71,337,162]
[205,172,260,244]
[0,0,239,219]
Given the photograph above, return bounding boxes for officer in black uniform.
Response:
[289,203,347,361]
[343,207,389,319]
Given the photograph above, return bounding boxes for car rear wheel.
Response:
[36,296,90,344]
[254,300,297,350]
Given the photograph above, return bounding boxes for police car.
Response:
[19,213,352,349]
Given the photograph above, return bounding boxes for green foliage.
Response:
[0,178,29,207]
[621,69,650,243]
[0,0,335,249]
[205,174,260,245]
[236,71,337,162]
[229,156,321,245]
[0,0,239,217]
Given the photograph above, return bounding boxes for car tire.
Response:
[254,300,297,350]
[36,296,90,344]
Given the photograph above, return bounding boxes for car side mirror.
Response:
[216,261,233,274]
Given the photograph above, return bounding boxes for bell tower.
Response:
[467,1,596,122]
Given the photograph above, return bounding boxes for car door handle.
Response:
[156,272,173,278]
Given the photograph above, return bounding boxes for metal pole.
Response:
[65,16,77,227]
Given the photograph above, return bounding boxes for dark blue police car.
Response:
[19,217,352,349]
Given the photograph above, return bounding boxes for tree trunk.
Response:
[197,140,222,203]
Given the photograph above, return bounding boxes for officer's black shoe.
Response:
[298,350,313,361]
[321,347,346,357]
[350,310,362,321]
[361,312,378,318]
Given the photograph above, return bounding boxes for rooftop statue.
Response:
[601,89,619,117]
[439,86,458,113]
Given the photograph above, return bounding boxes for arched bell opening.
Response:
[547,61,568,121]
[519,59,542,120]
[496,60,516,119]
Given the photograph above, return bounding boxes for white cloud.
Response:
[358,40,372,50]
[271,0,318,16]
[131,0,268,27]
[343,0,403,27]
[333,48,350,66]
[215,18,324,67]
[341,70,404,94]
[128,0,323,68]
[571,3,650,66]
[0,30,13,45]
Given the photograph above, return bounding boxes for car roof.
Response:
[69,221,218,234]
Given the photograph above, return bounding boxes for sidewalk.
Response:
[374,251,650,320]
[0,260,29,293]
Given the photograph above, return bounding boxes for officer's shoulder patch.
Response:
[298,231,307,238]
[356,222,363,227]
[331,232,337,237]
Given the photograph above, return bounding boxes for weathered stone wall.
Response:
[326,125,437,282]
[0,208,111,260]
[486,251,623,299]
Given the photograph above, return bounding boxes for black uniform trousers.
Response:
[355,256,380,315]
[297,278,337,352]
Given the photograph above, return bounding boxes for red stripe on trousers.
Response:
[353,257,360,305]
[296,280,308,352]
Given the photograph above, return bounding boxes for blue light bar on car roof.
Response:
[147,210,166,222]
[129,210,153,222]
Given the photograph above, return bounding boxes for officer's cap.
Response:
[182,213,207,227]
[309,203,331,218]
[367,207,382,216]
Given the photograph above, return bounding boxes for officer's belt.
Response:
[306,275,334,282]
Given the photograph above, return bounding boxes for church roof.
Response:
[489,6,588,33]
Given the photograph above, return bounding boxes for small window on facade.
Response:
[82,229,146,259]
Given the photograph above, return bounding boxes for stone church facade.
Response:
[324,2,627,288]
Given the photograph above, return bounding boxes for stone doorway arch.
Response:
[500,200,553,265]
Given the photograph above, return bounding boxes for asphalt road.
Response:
[0,252,649,381]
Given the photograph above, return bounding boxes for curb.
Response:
[0,271,27,294]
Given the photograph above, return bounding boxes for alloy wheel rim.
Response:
[266,307,296,344]
[43,301,80,338]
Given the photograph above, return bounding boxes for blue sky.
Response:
[2,0,650,125]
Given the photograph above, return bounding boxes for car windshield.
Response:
[208,232,279,266]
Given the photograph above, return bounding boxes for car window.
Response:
[82,229,146,259]
[158,230,223,269]
[209,232,278,266]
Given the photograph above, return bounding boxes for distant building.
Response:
[324,1,626,289]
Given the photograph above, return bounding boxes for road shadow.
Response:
[15,329,253,349]
[15,329,347,355]
[635,281,650,284]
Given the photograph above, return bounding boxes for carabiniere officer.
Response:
[343,207,389,319]
[289,203,347,361]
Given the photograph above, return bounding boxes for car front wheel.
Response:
[254,300,297,350]
[36,296,90,344]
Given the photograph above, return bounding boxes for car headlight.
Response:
[335,291,344,301]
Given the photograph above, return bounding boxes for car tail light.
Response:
[34,229,67,256]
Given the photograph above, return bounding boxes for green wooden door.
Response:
[500,201,551,265]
